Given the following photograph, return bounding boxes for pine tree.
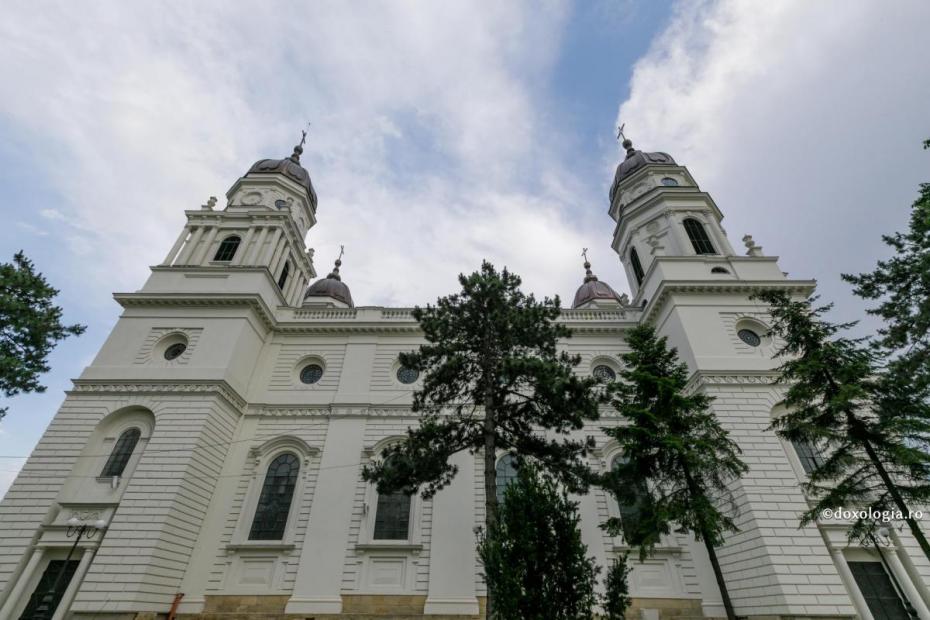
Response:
[0,251,85,419]
[843,138,930,393]
[600,324,747,620]
[477,464,600,620]
[753,289,930,561]
[362,261,603,618]
[602,554,631,620]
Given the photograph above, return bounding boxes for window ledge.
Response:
[612,543,682,554]
[356,543,423,554]
[226,542,296,554]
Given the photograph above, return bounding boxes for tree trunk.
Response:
[483,391,497,619]
[861,437,930,563]
[701,532,737,620]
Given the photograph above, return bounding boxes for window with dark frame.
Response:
[792,440,825,475]
[100,427,141,478]
[277,261,291,290]
[630,248,645,285]
[373,490,412,540]
[17,560,79,620]
[683,218,717,255]
[249,453,299,540]
[495,453,519,505]
[214,235,241,261]
[847,561,911,619]
[612,455,648,545]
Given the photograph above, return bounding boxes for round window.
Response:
[737,329,762,347]
[397,367,420,384]
[593,365,616,381]
[164,342,187,360]
[661,177,679,187]
[300,364,324,384]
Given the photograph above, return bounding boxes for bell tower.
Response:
[608,137,738,301]
[150,137,318,309]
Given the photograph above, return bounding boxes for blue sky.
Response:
[1,1,928,496]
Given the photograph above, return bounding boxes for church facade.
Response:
[1,137,929,620]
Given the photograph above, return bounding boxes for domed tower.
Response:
[608,136,736,301]
[571,252,628,309]
[304,250,354,308]
[151,134,318,308]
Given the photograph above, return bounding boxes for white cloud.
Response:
[616,0,930,323]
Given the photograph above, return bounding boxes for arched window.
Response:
[277,260,291,290]
[249,453,299,540]
[373,456,412,540]
[100,428,141,477]
[629,248,645,286]
[495,454,519,504]
[611,455,646,544]
[213,235,241,261]
[683,218,716,255]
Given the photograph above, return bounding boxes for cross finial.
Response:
[581,247,589,262]
[337,244,345,262]
[616,123,626,142]
[299,121,311,148]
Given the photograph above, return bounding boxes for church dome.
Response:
[248,143,318,208]
[304,255,353,307]
[609,139,676,203]
[572,258,625,309]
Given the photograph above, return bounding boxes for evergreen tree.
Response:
[362,261,603,618]
[477,464,600,620]
[843,138,930,393]
[602,554,631,620]
[0,251,85,419]
[600,324,747,620]
[753,289,930,561]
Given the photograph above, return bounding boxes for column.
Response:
[265,229,285,267]
[176,226,203,265]
[0,547,45,620]
[244,227,268,265]
[162,227,190,265]
[193,225,219,265]
[881,547,930,620]
[423,451,479,615]
[830,548,874,620]
[231,226,255,266]
[286,417,367,615]
[51,547,95,620]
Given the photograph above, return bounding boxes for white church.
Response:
[0,135,928,620]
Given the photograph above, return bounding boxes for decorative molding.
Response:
[643,279,817,324]
[69,380,247,412]
[248,405,414,418]
[685,371,780,391]
[135,327,203,365]
[114,292,276,330]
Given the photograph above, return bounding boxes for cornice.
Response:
[114,292,277,330]
[685,371,781,391]
[642,279,817,324]
[248,405,415,417]
[68,379,247,411]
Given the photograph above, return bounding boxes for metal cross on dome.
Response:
[616,123,626,142]
[581,247,589,262]
[299,121,311,148]
[337,245,345,261]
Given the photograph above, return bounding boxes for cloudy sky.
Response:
[0,0,928,495]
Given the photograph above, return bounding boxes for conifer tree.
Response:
[477,464,600,620]
[602,554,631,620]
[0,251,85,419]
[362,261,603,618]
[600,324,747,620]
[753,289,930,561]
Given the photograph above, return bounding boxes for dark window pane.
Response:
[373,491,412,540]
[19,560,79,620]
[792,440,825,475]
[299,364,324,384]
[214,235,241,262]
[738,329,761,347]
[249,453,299,540]
[683,218,716,255]
[100,428,141,477]
[848,561,911,620]
[277,261,290,290]
[611,456,648,544]
[495,454,519,505]
[630,248,645,285]
[164,342,187,360]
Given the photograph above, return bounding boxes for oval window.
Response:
[397,367,419,384]
[300,364,324,384]
[661,177,679,187]
[737,329,762,347]
[593,365,616,381]
[164,342,187,360]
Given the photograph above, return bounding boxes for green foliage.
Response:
[752,289,930,545]
[0,251,85,419]
[843,142,930,394]
[362,261,602,502]
[477,464,600,620]
[602,554,631,620]
[600,324,748,559]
